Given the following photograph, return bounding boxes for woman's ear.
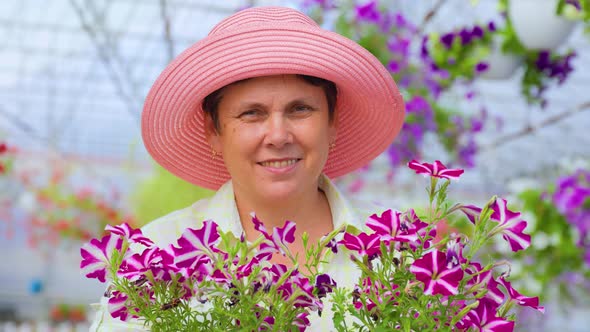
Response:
[328,110,338,144]
[204,114,222,153]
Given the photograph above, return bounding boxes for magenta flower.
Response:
[105,223,153,247]
[314,273,337,299]
[293,312,311,331]
[118,246,162,281]
[463,298,515,332]
[401,209,436,249]
[489,198,531,252]
[466,263,504,304]
[408,160,464,180]
[409,249,464,296]
[459,204,482,224]
[173,220,221,268]
[339,232,382,256]
[108,291,135,321]
[497,277,545,313]
[366,209,402,242]
[80,233,123,283]
[355,0,381,24]
[252,214,296,256]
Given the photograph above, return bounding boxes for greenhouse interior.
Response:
[0,0,589,331]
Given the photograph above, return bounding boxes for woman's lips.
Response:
[258,158,301,174]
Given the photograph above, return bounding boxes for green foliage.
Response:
[495,188,588,302]
[131,164,213,226]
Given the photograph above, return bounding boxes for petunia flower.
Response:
[408,160,464,180]
[459,204,482,224]
[252,214,296,256]
[293,312,311,331]
[465,263,504,304]
[108,291,135,321]
[497,277,545,313]
[410,249,464,296]
[118,246,162,281]
[314,274,337,299]
[80,233,123,283]
[172,220,221,268]
[489,198,531,252]
[463,298,515,332]
[105,223,153,247]
[338,232,382,256]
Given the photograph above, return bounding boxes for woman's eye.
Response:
[293,105,313,113]
[239,110,261,118]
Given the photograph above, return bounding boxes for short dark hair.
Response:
[202,75,338,132]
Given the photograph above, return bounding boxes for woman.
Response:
[90,6,405,331]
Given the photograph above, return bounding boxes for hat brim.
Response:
[142,23,405,190]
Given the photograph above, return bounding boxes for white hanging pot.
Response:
[508,0,578,50]
[480,39,523,80]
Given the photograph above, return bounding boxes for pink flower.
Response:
[108,291,138,321]
[463,298,515,332]
[252,214,296,256]
[80,233,123,283]
[410,250,464,296]
[339,232,382,256]
[465,263,504,304]
[489,198,531,252]
[106,223,153,247]
[172,220,221,268]
[408,159,464,180]
[497,277,545,314]
[366,209,403,242]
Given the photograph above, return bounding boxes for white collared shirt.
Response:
[90,174,384,331]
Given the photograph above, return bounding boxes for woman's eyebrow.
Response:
[236,98,320,110]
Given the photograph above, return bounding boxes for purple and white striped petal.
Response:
[490,198,531,252]
[106,223,154,247]
[465,298,515,332]
[108,291,131,321]
[173,220,221,266]
[271,220,296,255]
[293,312,311,331]
[80,233,123,283]
[117,246,162,281]
[497,277,545,314]
[339,232,382,256]
[466,263,504,304]
[366,209,402,241]
[410,250,464,296]
[459,204,482,224]
[408,160,464,180]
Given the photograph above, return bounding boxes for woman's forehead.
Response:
[220,75,327,104]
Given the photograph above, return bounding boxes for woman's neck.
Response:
[233,183,334,242]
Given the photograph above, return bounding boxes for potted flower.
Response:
[507,0,579,49]
[81,160,543,330]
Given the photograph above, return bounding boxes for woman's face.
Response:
[206,74,336,201]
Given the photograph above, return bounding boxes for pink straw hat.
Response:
[142,6,405,190]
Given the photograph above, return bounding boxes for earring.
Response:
[211,149,220,159]
[329,141,336,151]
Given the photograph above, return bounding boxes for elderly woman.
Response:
[90,5,404,331]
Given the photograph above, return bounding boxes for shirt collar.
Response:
[202,174,364,237]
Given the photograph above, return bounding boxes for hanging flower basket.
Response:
[480,38,524,79]
[508,0,578,49]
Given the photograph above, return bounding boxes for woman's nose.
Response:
[264,115,292,148]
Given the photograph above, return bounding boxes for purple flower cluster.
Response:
[80,219,334,330]
[336,160,542,330]
[535,50,576,85]
[439,22,496,49]
[552,169,590,265]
